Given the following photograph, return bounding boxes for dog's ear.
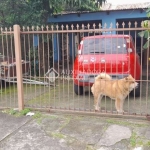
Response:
[125,74,132,80]
[128,74,132,78]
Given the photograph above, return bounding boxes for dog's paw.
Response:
[95,109,99,112]
[117,110,124,114]
[94,105,100,112]
[94,109,101,112]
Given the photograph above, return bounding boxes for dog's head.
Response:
[124,75,138,91]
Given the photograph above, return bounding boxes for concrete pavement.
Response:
[0,111,150,150]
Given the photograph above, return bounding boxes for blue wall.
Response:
[48,10,147,26]
[34,10,147,62]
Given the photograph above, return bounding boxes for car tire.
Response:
[130,82,140,97]
[74,84,83,95]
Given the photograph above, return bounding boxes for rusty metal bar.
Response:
[24,107,147,120]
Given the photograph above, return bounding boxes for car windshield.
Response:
[82,37,127,54]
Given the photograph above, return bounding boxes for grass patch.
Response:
[26,91,53,105]
[33,112,60,124]
[86,145,96,150]
[2,108,31,116]
[130,132,137,147]
[18,108,31,116]
[2,108,18,115]
[0,84,17,95]
[145,141,150,147]
[103,125,109,132]
[0,83,43,96]
[46,114,58,119]
[51,132,66,139]
[58,116,72,132]
[106,119,149,128]
[32,111,43,119]
[26,80,74,105]
[32,111,45,124]
[129,132,150,148]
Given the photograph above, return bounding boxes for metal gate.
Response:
[0,23,150,119]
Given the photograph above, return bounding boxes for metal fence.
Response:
[0,22,150,118]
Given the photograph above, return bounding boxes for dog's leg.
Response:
[98,94,103,111]
[115,98,124,113]
[120,99,125,113]
[94,94,99,111]
[94,94,103,112]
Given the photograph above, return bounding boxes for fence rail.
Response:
[1,27,150,34]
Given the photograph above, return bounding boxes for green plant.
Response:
[2,109,17,115]
[138,7,150,50]
[147,7,150,18]
[19,108,31,116]
[9,109,18,115]
[8,109,18,115]
[138,20,150,49]
[2,108,31,116]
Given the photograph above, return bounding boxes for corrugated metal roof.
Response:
[101,2,150,10]
[57,2,150,15]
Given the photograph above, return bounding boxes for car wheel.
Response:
[130,82,140,97]
[74,84,83,95]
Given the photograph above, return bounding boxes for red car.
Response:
[73,35,141,96]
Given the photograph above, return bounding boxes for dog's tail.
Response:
[91,73,111,94]
[95,73,112,81]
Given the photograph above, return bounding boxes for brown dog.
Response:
[91,73,138,113]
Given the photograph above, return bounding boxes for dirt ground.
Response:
[0,77,150,115]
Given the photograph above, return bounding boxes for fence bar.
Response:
[13,24,24,111]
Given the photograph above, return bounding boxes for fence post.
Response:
[13,24,24,111]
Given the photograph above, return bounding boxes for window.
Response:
[82,37,127,54]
